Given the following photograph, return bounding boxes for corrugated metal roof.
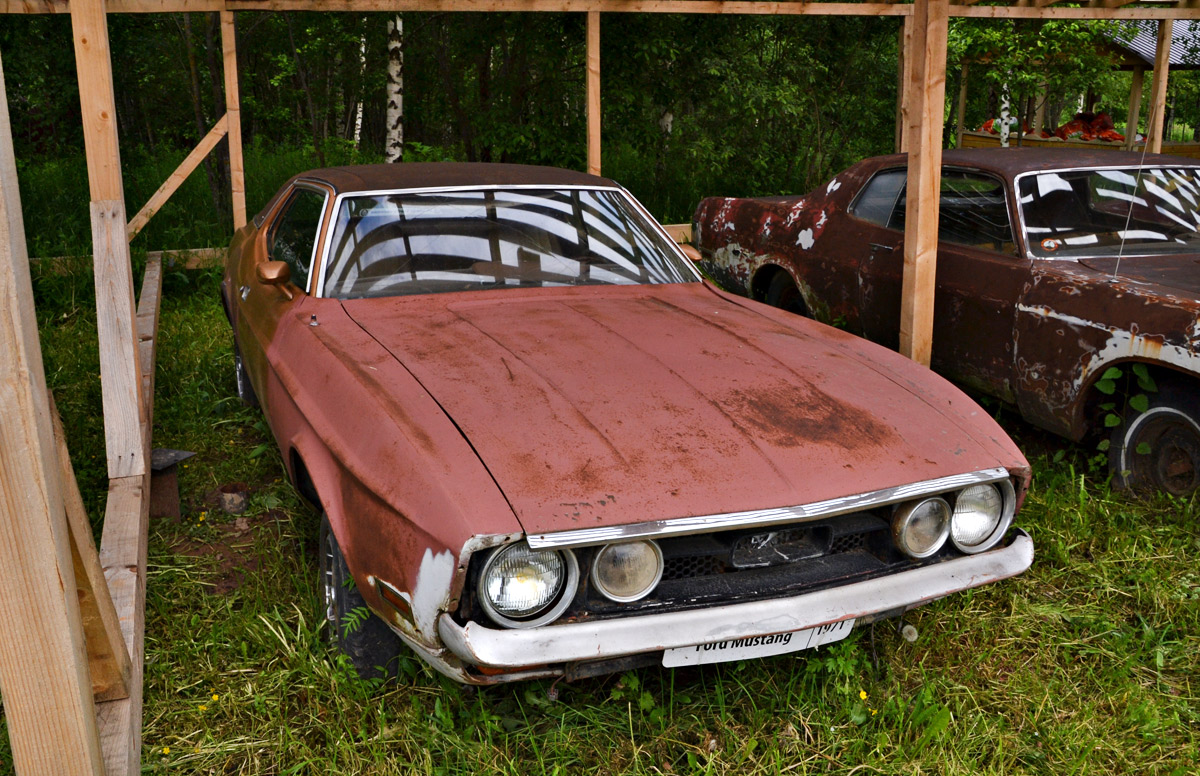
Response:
[1109,20,1200,69]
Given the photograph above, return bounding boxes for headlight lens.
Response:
[591,541,664,602]
[479,542,579,629]
[951,483,1007,553]
[892,497,951,559]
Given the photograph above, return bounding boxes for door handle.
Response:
[869,243,897,252]
[239,285,250,301]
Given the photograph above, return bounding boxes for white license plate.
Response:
[662,619,855,667]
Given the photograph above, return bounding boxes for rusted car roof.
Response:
[292,162,614,194]
[866,148,1200,180]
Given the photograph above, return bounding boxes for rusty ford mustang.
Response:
[695,149,1200,495]
[221,163,1033,685]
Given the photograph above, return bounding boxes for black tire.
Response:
[318,513,403,680]
[1110,387,1200,496]
[233,342,259,408]
[765,271,807,316]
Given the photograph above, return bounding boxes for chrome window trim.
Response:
[526,467,1012,549]
[314,184,701,298]
[1012,164,1200,262]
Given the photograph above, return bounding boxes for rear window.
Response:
[321,188,695,299]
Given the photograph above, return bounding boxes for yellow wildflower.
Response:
[859,690,867,701]
[212,693,219,701]
[198,704,207,712]
[871,708,877,716]
[162,746,170,755]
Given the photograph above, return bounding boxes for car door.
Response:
[235,183,330,412]
[857,167,1032,403]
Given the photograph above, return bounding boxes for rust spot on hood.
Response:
[720,381,898,451]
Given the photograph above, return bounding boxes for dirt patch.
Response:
[167,508,290,595]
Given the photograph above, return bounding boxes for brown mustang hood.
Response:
[343,283,1023,536]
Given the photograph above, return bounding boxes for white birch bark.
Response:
[354,29,366,149]
[386,13,404,163]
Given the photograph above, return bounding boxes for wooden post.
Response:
[899,0,949,367]
[586,10,600,176]
[0,50,107,776]
[1125,67,1145,151]
[896,14,913,153]
[221,10,247,229]
[1145,20,1173,154]
[955,62,968,148]
[71,0,146,480]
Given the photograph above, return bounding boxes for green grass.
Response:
[3,260,1198,775]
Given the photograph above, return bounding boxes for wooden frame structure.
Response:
[1,1,1198,773]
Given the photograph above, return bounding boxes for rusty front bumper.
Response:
[438,529,1033,669]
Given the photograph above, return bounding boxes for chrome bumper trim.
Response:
[439,529,1032,669]
[526,467,1011,548]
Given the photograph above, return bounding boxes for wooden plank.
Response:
[1145,19,1172,154]
[895,14,911,153]
[50,393,133,703]
[127,114,228,241]
[661,222,691,243]
[955,61,968,148]
[899,0,949,367]
[1125,66,1145,151]
[953,6,1200,18]
[73,0,146,480]
[222,11,247,229]
[95,475,150,776]
[0,47,106,776]
[587,10,600,176]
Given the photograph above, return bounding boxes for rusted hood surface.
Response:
[1078,256,1200,296]
[343,283,1024,535]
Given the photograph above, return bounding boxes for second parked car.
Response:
[695,149,1200,494]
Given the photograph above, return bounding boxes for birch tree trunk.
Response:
[354,27,366,149]
[386,13,404,163]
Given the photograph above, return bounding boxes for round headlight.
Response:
[478,542,579,629]
[951,483,1008,553]
[591,541,664,602]
[892,497,951,559]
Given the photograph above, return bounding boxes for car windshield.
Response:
[1019,167,1200,258]
[321,187,695,298]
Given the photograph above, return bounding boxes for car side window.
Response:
[850,169,907,227]
[269,188,326,292]
[888,170,1016,255]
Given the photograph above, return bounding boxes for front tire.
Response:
[318,514,403,679]
[1110,387,1200,496]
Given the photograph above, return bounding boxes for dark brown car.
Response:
[222,163,1032,685]
[695,149,1200,494]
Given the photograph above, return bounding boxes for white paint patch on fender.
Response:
[797,229,815,250]
[411,548,457,640]
[826,178,841,195]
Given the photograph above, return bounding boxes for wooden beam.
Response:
[127,114,228,241]
[896,14,912,153]
[955,61,968,148]
[1125,66,1145,151]
[1145,19,1173,153]
[953,6,1200,19]
[51,394,133,703]
[587,11,600,176]
[899,0,949,367]
[0,48,106,776]
[72,0,146,480]
[222,11,247,229]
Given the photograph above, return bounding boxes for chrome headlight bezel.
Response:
[478,542,579,629]
[892,496,952,559]
[590,540,665,603]
[950,480,1016,554]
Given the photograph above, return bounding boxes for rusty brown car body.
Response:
[695,149,1200,494]
[222,163,1032,684]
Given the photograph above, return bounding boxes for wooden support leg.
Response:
[0,48,106,776]
[1146,22,1172,155]
[221,11,247,230]
[587,11,601,176]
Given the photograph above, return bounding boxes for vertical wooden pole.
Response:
[896,14,913,153]
[955,62,968,148]
[1033,81,1046,135]
[0,50,106,776]
[221,10,246,230]
[71,0,145,479]
[1146,20,1173,154]
[1125,67,1145,151]
[587,11,600,176]
[899,0,949,367]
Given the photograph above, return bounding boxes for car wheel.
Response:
[233,343,259,408]
[1110,388,1200,496]
[765,271,807,316]
[318,513,403,679]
